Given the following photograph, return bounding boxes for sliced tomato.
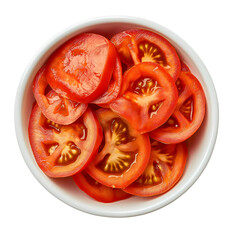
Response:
[73,171,131,203]
[110,62,178,133]
[181,61,191,73]
[111,29,181,81]
[86,108,151,188]
[46,33,116,103]
[124,140,187,197]
[91,54,122,106]
[28,105,102,177]
[150,72,206,144]
[32,65,87,125]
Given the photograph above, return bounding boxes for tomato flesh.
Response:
[181,61,191,73]
[73,171,131,203]
[111,29,181,81]
[46,33,116,103]
[110,62,178,133]
[91,54,122,106]
[33,66,87,125]
[150,72,206,144]
[86,108,151,188]
[124,140,187,197]
[28,105,102,177]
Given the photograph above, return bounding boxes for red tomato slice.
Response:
[124,140,187,197]
[110,62,178,133]
[73,171,131,203]
[181,61,191,73]
[91,54,122,106]
[46,33,116,103]
[28,105,102,177]
[150,72,206,144]
[111,29,181,81]
[86,108,151,188]
[32,66,87,125]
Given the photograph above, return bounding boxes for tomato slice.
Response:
[111,29,181,81]
[32,66,87,125]
[73,171,131,203]
[181,61,191,73]
[110,62,178,133]
[86,108,151,188]
[91,54,122,106]
[28,105,102,177]
[46,33,116,103]
[124,140,187,197]
[150,72,206,144]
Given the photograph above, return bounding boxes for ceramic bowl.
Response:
[14,16,219,217]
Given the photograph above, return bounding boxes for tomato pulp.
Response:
[111,29,181,81]
[28,105,102,177]
[86,108,151,188]
[110,62,178,133]
[33,66,87,125]
[91,54,122,106]
[150,71,206,144]
[124,140,187,197]
[73,171,131,203]
[46,33,116,103]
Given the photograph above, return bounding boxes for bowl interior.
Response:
[16,19,217,217]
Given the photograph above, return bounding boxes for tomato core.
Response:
[96,118,137,175]
[138,41,169,68]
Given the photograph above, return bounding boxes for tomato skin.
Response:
[28,105,103,177]
[73,172,131,203]
[86,108,151,189]
[150,72,206,144]
[124,141,187,197]
[91,54,122,106]
[32,66,87,125]
[111,29,181,81]
[110,62,178,133]
[46,33,116,103]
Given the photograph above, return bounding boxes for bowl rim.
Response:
[14,16,219,217]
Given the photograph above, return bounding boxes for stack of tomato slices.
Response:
[28,29,206,203]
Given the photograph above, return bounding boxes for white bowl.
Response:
[14,16,219,217]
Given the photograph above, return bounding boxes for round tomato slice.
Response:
[124,140,187,197]
[28,105,102,177]
[91,54,122,106]
[111,29,181,81]
[32,66,87,125]
[110,62,178,133]
[73,171,131,203]
[86,109,151,189]
[46,33,116,103]
[150,72,206,144]
[181,61,191,73]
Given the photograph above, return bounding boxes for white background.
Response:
[1,0,239,239]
